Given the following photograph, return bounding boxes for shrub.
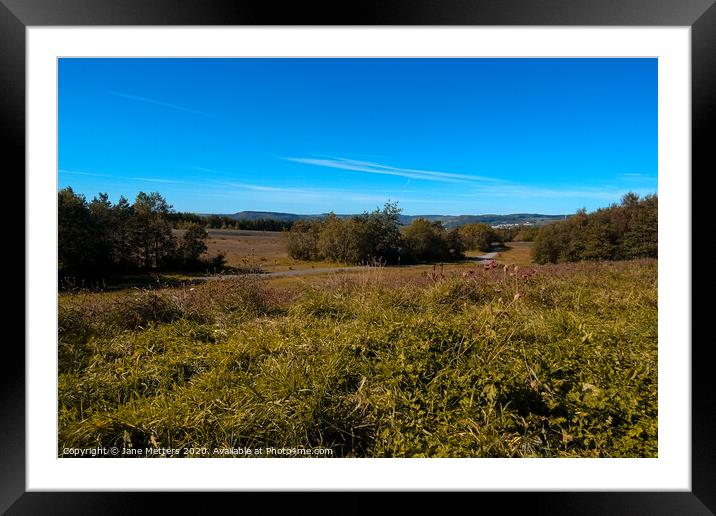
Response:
[402,219,460,262]
[458,223,500,252]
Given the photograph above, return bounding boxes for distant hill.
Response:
[397,213,566,229]
[223,211,305,222]
[218,211,566,229]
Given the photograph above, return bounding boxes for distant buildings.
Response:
[491,222,535,229]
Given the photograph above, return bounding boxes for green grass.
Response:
[58,260,657,457]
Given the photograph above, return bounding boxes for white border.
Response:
[27,27,691,491]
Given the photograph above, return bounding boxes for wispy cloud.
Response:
[210,180,305,194]
[59,168,111,178]
[460,184,653,201]
[203,178,449,205]
[282,157,655,202]
[61,164,655,212]
[60,169,186,185]
[110,91,210,116]
[620,173,656,181]
[284,157,502,184]
[130,177,185,184]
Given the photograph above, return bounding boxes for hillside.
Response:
[58,259,657,458]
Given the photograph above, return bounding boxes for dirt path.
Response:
[199,266,368,281]
[256,266,368,278]
[471,252,498,260]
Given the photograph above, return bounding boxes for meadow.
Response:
[172,229,345,273]
[58,258,657,458]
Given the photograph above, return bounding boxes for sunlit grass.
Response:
[494,242,535,266]
[58,259,657,458]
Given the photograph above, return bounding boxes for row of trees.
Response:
[59,188,221,279]
[167,212,294,231]
[286,203,505,265]
[532,193,657,264]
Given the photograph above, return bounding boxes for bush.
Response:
[286,220,321,260]
[458,223,500,252]
[402,219,463,262]
[286,203,404,264]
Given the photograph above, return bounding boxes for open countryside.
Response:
[58,57,658,458]
[176,228,529,275]
[58,191,657,458]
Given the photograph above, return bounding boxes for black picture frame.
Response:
[4,0,712,513]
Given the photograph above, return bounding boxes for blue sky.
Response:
[58,58,657,215]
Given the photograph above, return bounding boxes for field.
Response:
[177,229,535,276]
[173,229,344,273]
[494,242,535,266]
[58,258,657,458]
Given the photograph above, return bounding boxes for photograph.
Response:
[56,57,658,459]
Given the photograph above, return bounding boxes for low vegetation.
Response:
[286,203,504,265]
[286,203,406,264]
[59,259,657,458]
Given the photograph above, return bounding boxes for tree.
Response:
[532,223,563,264]
[317,214,359,263]
[58,187,93,275]
[181,223,209,263]
[286,220,321,260]
[352,202,403,264]
[402,219,451,262]
[400,219,464,263]
[581,218,617,260]
[88,193,115,271]
[446,228,466,260]
[621,194,657,258]
[111,196,134,269]
[531,192,657,263]
[514,226,539,242]
[458,223,498,252]
[131,192,177,269]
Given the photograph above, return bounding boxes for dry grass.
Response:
[59,259,658,458]
[495,242,534,266]
[173,229,344,272]
[264,262,483,289]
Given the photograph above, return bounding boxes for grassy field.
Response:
[172,228,534,276]
[173,229,345,273]
[58,258,657,458]
[494,242,535,266]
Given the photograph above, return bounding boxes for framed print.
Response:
[4,0,713,512]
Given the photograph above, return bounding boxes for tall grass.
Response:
[58,260,657,457]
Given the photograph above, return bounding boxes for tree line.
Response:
[532,193,657,264]
[58,187,223,280]
[59,186,655,280]
[286,202,505,265]
[167,212,294,231]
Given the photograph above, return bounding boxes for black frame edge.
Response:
[6,0,714,513]
[691,1,716,512]
[0,0,714,26]
[0,1,26,514]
